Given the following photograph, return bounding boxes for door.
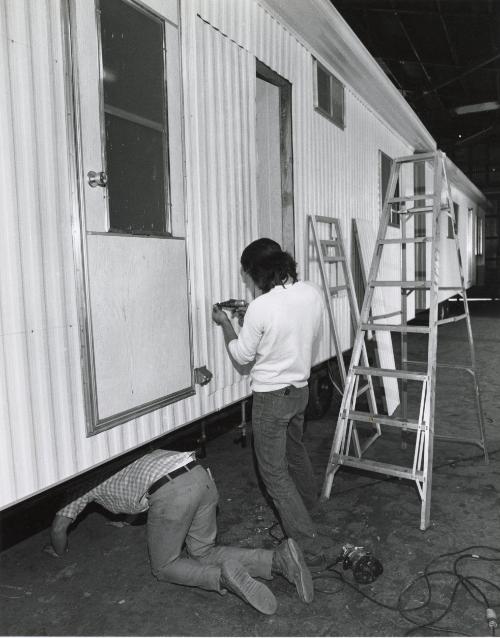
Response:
[69,0,193,433]
[255,62,294,254]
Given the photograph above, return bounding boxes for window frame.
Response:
[97,0,173,237]
[313,58,345,129]
[380,151,399,228]
[448,201,459,239]
[475,214,484,256]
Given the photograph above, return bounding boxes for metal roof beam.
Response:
[339,6,495,19]
[422,52,500,96]
[374,58,500,71]
[390,4,449,117]
[435,0,468,98]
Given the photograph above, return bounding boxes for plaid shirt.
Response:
[57,449,195,520]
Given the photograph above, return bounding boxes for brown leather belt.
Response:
[147,460,199,496]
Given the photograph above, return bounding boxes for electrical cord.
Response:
[312,545,500,636]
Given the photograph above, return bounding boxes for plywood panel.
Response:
[354,219,400,415]
[87,235,192,419]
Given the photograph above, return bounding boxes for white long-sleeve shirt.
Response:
[228,281,324,391]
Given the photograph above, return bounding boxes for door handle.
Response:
[87,170,108,188]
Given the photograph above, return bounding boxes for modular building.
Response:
[0,0,489,510]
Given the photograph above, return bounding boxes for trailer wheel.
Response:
[306,370,334,420]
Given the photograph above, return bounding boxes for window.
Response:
[313,58,345,128]
[100,0,170,234]
[475,215,484,256]
[448,201,459,238]
[380,151,399,227]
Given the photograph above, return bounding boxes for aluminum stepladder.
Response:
[307,215,381,463]
[322,150,488,530]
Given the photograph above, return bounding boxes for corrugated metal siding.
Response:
[0,0,81,504]
[191,0,414,362]
[0,0,440,509]
[0,1,198,507]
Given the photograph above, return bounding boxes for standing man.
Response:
[212,238,326,570]
[47,448,314,614]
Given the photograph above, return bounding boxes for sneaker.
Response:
[273,539,314,603]
[220,560,277,615]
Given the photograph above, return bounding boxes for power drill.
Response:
[216,299,248,310]
[337,543,383,584]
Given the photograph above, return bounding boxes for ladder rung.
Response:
[348,410,420,431]
[395,152,438,164]
[407,205,449,214]
[320,240,339,247]
[314,215,336,224]
[391,205,449,215]
[323,255,345,263]
[379,237,432,244]
[330,285,348,295]
[361,323,430,334]
[353,366,427,381]
[332,455,424,481]
[439,286,464,291]
[437,313,467,326]
[406,359,475,374]
[370,281,431,288]
[388,194,436,203]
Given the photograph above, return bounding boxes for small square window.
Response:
[380,151,399,227]
[313,58,345,129]
[475,215,484,256]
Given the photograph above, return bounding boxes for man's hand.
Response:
[212,304,238,347]
[212,304,230,326]
[231,306,248,327]
[49,514,73,556]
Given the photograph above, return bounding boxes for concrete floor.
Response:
[1,301,499,636]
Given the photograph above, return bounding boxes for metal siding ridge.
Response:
[0,0,20,508]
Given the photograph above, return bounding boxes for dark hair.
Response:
[240,238,298,293]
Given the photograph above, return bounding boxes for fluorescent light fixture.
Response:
[453,101,500,115]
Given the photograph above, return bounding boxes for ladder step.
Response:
[408,205,449,214]
[391,205,449,215]
[323,255,345,263]
[361,323,430,334]
[353,366,427,381]
[370,280,431,288]
[395,151,438,164]
[320,239,339,247]
[314,215,336,224]
[331,455,424,481]
[348,410,420,431]
[330,285,348,295]
[379,237,432,244]
[388,194,436,203]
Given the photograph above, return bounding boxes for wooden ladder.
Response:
[307,215,381,460]
[321,151,488,530]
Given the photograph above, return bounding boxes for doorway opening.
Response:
[255,61,294,255]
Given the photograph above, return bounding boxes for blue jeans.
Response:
[252,386,321,557]
[147,465,273,591]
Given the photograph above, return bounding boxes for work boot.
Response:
[273,539,314,603]
[220,560,277,615]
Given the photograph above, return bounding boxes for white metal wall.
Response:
[0,0,484,509]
